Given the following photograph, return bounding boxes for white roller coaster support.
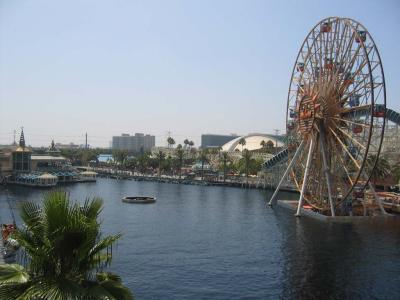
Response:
[319,127,335,217]
[295,137,314,217]
[268,140,305,206]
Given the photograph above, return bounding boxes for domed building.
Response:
[221,133,285,152]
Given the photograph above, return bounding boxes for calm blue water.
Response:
[1,179,400,299]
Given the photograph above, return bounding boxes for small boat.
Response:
[122,196,156,204]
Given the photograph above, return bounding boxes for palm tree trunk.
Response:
[223,160,226,183]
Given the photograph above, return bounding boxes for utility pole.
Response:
[13,130,16,145]
[85,132,88,149]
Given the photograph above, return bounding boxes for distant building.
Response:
[54,142,81,150]
[201,134,239,149]
[221,133,285,152]
[112,133,155,152]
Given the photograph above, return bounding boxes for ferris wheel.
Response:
[270,17,387,216]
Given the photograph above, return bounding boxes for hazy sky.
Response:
[1,0,399,147]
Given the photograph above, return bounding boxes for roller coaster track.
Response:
[263,107,400,170]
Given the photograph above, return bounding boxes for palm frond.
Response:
[20,277,84,300]
[99,279,134,300]
[19,202,41,227]
[0,264,29,284]
[0,282,31,300]
[81,197,103,220]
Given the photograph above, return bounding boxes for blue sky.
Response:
[0,0,399,147]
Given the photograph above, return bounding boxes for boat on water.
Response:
[122,196,156,204]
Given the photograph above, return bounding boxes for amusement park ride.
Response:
[268,17,389,217]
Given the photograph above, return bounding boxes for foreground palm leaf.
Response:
[0,191,133,299]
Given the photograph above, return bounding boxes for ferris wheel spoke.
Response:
[337,28,357,74]
[328,127,361,169]
[333,124,367,150]
[330,116,370,128]
[340,48,375,94]
[340,104,371,113]
[305,39,319,80]
[336,153,355,186]
[340,44,363,84]
[335,22,351,67]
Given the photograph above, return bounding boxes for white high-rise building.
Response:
[112,133,155,152]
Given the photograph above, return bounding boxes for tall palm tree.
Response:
[183,139,189,150]
[167,137,175,149]
[392,161,400,184]
[188,140,194,149]
[241,149,252,185]
[266,140,275,153]
[366,154,391,183]
[176,148,184,179]
[0,191,133,300]
[260,140,266,152]
[113,150,129,168]
[220,151,230,183]
[155,150,166,178]
[238,138,246,152]
[198,149,209,181]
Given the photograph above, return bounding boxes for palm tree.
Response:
[366,154,391,183]
[198,149,209,181]
[183,139,189,150]
[155,150,166,178]
[113,150,129,168]
[167,137,175,149]
[220,151,230,183]
[392,161,400,184]
[188,140,194,149]
[0,191,133,300]
[266,140,275,153]
[241,149,252,185]
[176,148,184,179]
[238,138,246,152]
[260,140,266,152]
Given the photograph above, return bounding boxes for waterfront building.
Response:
[112,133,155,152]
[201,134,239,149]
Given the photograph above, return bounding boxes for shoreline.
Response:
[92,168,298,193]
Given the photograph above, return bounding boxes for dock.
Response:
[276,200,398,223]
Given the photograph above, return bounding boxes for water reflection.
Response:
[277,211,400,299]
[0,181,399,299]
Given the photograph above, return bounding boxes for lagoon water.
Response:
[1,178,400,299]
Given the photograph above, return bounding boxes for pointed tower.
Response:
[19,128,26,148]
[12,127,31,173]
